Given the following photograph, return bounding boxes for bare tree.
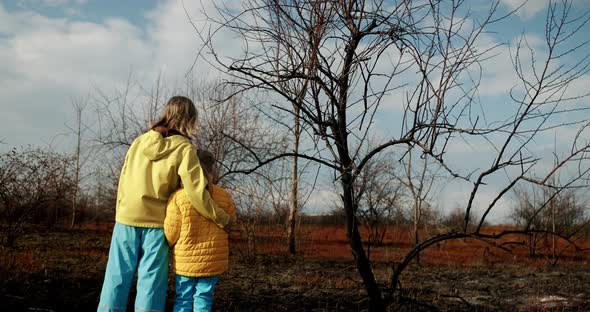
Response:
[186,79,286,184]
[287,115,301,255]
[231,173,270,260]
[93,73,158,150]
[262,0,310,255]
[188,78,320,256]
[65,96,96,228]
[398,148,442,263]
[197,0,514,309]
[388,1,590,306]
[196,0,590,309]
[88,162,119,223]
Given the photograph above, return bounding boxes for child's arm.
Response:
[177,146,230,228]
[164,195,181,246]
[212,185,237,219]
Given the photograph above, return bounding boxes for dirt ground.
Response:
[0,224,589,311]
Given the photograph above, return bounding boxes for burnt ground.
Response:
[215,258,590,311]
[0,226,589,311]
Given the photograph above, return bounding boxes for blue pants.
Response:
[98,223,169,312]
[173,275,219,312]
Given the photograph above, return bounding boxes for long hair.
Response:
[151,96,197,138]
[197,149,218,184]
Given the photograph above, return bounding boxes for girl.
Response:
[98,96,231,312]
[164,150,237,312]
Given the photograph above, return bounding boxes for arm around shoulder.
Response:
[213,186,238,233]
[177,145,230,228]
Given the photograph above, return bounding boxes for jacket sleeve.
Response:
[177,145,229,228]
[164,195,181,246]
[213,186,237,218]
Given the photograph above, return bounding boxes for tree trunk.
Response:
[71,104,82,228]
[551,196,556,261]
[335,34,384,309]
[70,191,77,228]
[286,160,298,254]
[413,203,420,264]
[342,172,384,311]
[407,148,421,264]
[287,106,300,255]
[286,173,298,254]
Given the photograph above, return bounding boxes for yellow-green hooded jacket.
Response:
[164,184,236,277]
[115,130,229,228]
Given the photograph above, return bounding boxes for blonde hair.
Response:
[151,96,197,138]
[197,149,218,184]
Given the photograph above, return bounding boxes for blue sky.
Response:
[0,0,588,222]
[3,0,157,25]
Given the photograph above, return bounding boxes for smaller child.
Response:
[164,150,236,312]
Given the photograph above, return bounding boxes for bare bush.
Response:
[0,147,75,246]
[442,207,475,232]
[356,152,405,250]
[511,185,588,258]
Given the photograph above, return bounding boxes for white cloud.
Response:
[145,0,245,82]
[0,0,245,147]
[0,5,66,34]
[11,18,151,84]
[502,0,590,21]
[501,0,548,20]
[0,2,158,147]
[562,74,590,106]
[439,183,514,224]
[304,188,339,214]
[145,0,205,80]
[474,31,561,101]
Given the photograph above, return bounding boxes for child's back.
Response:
[165,184,236,277]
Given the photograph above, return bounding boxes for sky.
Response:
[0,0,589,223]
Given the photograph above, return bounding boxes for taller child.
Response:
[97,96,231,312]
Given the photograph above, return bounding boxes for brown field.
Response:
[1,223,589,311]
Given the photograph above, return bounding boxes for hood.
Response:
[141,129,188,160]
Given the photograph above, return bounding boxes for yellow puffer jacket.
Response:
[164,185,236,277]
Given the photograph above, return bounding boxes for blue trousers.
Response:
[173,275,219,312]
[98,223,169,312]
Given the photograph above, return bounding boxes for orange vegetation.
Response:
[230,224,590,266]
